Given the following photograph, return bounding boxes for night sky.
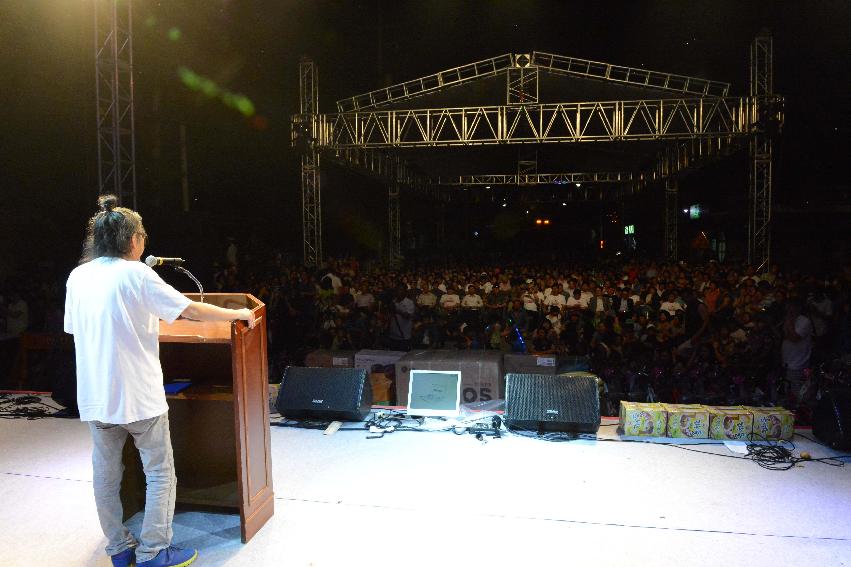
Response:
[1,1,849,279]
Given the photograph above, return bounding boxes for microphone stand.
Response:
[174,266,205,303]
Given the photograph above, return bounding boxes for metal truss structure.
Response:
[295,40,780,265]
[531,52,730,97]
[438,172,634,186]
[299,58,322,266]
[388,157,402,265]
[314,96,753,148]
[336,54,515,112]
[748,31,777,272]
[516,147,537,180]
[335,52,730,112]
[664,178,679,261]
[507,55,539,105]
[330,148,442,200]
[95,0,137,209]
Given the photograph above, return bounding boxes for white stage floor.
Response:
[1,411,850,567]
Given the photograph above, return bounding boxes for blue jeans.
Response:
[89,412,176,563]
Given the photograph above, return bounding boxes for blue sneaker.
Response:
[111,548,136,567]
[137,546,198,567]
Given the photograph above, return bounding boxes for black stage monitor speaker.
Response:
[504,373,600,434]
[276,366,372,422]
[813,387,851,450]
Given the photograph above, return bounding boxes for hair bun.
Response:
[98,194,119,213]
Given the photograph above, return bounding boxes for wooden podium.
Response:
[121,293,274,543]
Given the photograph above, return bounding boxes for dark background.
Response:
[1,0,849,284]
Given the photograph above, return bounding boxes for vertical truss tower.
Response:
[388,157,402,265]
[299,58,322,267]
[94,0,137,208]
[749,30,775,272]
[664,178,679,261]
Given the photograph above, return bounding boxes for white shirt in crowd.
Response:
[660,300,684,316]
[544,293,566,309]
[566,295,583,309]
[461,294,483,309]
[782,315,813,371]
[440,292,460,309]
[322,272,343,292]
[521,292,538,312]
[546,313,562,333]
[64,258,191,424]
[417,291,437,308]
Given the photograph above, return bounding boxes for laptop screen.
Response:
[407,370,462,418]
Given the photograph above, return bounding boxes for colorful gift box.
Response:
[746,406,795,441]
[619,401,668,437]
[708,406,754,440]
[664,404,710,439]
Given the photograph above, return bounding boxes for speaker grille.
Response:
[813,387,851,450]
[505,373,600,433]
[276,366,372,421]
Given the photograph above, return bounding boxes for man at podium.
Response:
[64,195,255,567]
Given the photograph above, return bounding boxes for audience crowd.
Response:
[206,248,851,414]
[3,245,850,417]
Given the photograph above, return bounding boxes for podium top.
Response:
[159,293,263,344]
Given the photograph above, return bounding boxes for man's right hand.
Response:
[242,308,257,329]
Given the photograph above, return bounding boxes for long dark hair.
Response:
[80,194,145,263]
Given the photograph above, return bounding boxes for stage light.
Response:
[485,185,491,189]
[683,208,689,213]
[526,210,529,214]
[543,219,550,225]
[535,219,542,224]
[689,204,702,219]
[562,202,566,206]
[502,203,507,207]
[576,183,581,187]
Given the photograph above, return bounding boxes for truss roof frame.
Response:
[335,51,731,113]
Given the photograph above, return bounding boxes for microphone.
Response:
[145,255,186,267]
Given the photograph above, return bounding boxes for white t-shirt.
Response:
[64,258,191,424]
[521,292,538,312]
[782,316,813,371]
[416,291,437,307]
[440,293,460,309]
[660,301,684,316]
[544,293,566,309]
[461,294,483,308]
[322,272,343,293]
